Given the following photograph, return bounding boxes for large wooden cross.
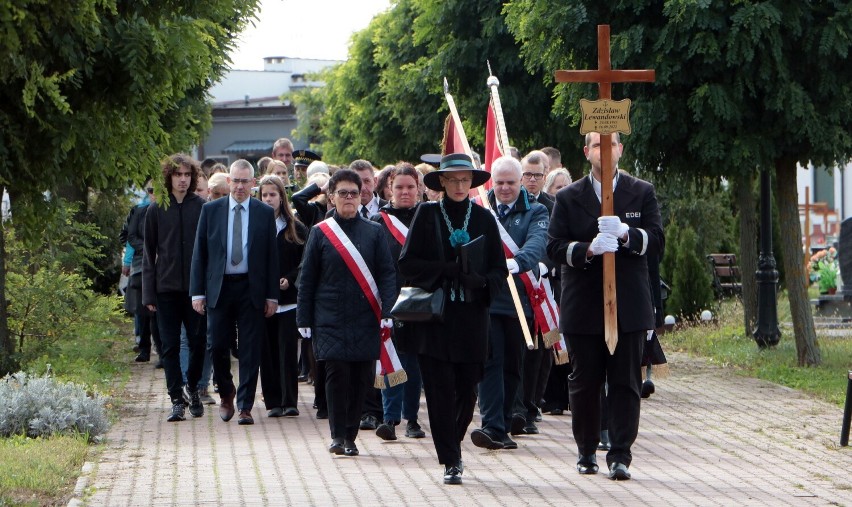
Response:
[554,25,655,354]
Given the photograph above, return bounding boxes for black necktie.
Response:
[361,206,369,219]
[498,204,509,218]
[530,194,537,203]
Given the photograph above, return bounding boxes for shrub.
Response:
[667,226,715,320]
[0,371,109,440]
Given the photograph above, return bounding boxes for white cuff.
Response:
[566,242,578,267]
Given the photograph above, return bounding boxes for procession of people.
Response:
[130,134,664,485]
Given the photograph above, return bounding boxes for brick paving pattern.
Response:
[80,352,852,506]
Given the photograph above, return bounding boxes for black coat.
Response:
[398,199,508,363]
[297,212,397,362]
[371,203,419,349]
[142,192,204,304]
[291,183,327,227]
[276,218,309,305]
[546,173,664,334]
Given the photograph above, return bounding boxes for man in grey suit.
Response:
[191,159,279,425]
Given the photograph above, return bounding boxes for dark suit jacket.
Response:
[546,173,664,335]
[190,196,279,310]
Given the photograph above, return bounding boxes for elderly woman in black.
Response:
[297,169,397,457]
[398,153,508,485]
[257,175,307,418]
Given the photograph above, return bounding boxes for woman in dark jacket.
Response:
[297,169,397,457]
[398,153,508,485]
[258,175,307,418]
[370,163,425,441]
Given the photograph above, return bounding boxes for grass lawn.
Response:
[0,434,90,506]
[664,294,852,406]
[0,316,131,506]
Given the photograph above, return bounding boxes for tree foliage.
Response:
[0,0,261,374]
[305,0,574,166]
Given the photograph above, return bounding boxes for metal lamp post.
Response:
[753,167,781,347]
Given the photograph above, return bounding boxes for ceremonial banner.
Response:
[481,102,502,190]
[442,114,466,155]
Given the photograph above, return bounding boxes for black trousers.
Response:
[156,291,204,403]
[324,360,373,441]
[565,330,644,466]
[515,336,553,420]
[208,276,265,411]
[542,362,571,412]
[259,309,299,409]
[419,354,483,466]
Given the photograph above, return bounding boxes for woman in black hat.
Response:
[398,153,508,485]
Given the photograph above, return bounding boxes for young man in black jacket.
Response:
[142,154,207,422]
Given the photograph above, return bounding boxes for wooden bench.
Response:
[707,253,742,298]
[842,370,852,447]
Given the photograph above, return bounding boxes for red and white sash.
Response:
[317,218,407,388]
[493,211,560,338]
[552,333,569,365]
[380,211,408,246]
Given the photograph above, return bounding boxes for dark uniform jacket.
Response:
[546,173,664,335]
[487,187,549,318]
[142,192,204,305]
[297,212,397,362]
[398,198,508,363]
[291,182,327,227]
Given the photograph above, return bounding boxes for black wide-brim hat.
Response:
[423,153,491,191]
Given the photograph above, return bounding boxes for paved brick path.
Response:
[76,352,852,506]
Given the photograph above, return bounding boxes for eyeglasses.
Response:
[335,190,359,199]
[441,177,472,186]
[146,188,154,194]
[522,172,545,180]
[230,178,253,185]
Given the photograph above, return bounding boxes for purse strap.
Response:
[434,204,445,263]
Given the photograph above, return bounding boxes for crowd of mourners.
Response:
[121,134,665,485]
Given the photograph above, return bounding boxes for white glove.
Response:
[538,262,549,278]
[380,318,393,329]
[506,258,520,274]
[598,215,629,239]
[588,232,619,256]
[298,327,311,339]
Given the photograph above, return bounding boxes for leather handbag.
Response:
[391,286,445,322]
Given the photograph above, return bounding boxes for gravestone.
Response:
[840,218,852,296]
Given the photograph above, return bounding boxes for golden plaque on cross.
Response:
[578,98,632,135]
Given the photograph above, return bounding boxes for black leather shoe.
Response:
[510,414,527,435]
[134,351,150,362]
[641,380,655,399]
[470,428,505,450]
[267,407,284,417]
[524,421,539,434]
[577,454,599,475]
[608,462,631,480]
[598,430,611,451]
[329,439,344,455]
[344,440,359,456]
[405,420,426,438]
[376,422,397,441]
[316,409,328,420]
[549,408,564,416]
[501,435,518,450]
[359,414,378,430]
[283,407,299,417]
[443,465,463,485]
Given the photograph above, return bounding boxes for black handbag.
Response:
[391,208,447,322]
[391,286,445,322]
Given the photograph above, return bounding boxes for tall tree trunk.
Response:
[774,158,821,366]
[0,187,17,375]
[737,172,759,335]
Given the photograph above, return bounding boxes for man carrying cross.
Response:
[546,132,663,480]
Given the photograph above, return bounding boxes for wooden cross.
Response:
[554,25,655,354]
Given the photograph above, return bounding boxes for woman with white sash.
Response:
[371,163,426,441]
